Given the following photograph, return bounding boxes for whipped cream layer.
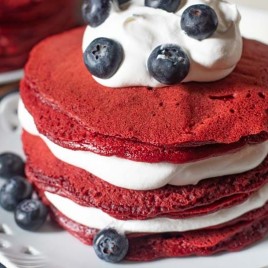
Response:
[45,181,268,233]
[82,0,242,87]
[19,100,268,190]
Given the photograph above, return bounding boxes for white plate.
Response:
[0,70,24,86]
[0,5,268,268]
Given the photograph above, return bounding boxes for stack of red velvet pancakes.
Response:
[18,0,268,264]
[0,0,81,74]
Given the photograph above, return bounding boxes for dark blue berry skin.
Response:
[93,228,129,263]
[118,0,129,5]
[0,152,24,179]
[148,44,190,85]
[0,176,32,211]
[181,4,218,41]
[0,263,6,268]
[82,0,111,27]
[145,0,181,13]
[84,38,124,79]
[14,199,48,231]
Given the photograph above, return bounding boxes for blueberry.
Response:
[145,0,181,13]
[82,0,111,27]
[181,4,218,41]
[0,263,6,268]
[118,0,129,5]
[0,152,24,179]
[93,228,129,263]
[147,44,190,85]
[15,199,48,231]
[84,38,124,79]
[0,176,32,211]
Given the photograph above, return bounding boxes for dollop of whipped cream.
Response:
[82,0,243,88]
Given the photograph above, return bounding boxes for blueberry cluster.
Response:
[0,152,48,231]
[82,1,218,85]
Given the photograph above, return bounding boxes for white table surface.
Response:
[233,0,268,9]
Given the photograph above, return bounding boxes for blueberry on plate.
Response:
[0,263,6,268]
[15,199,48,231]
[82,0,111,27]
[93,228,129,263]
[84,37,124,79]
[0,176,32,211]
[145,0,181,13]
[0,152,24,179]
[147,44,190,85]
[181,4,218,41]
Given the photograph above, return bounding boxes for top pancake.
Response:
[21,27,268,151]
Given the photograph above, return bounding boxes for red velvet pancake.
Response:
[38,190,268,261]
[20,27,268,163]
[23,131,268,220]
[21,77,268,163]
[0,1,63,22]
[0,1,73,23]
[0,0,81,72]
[0,0,56,10]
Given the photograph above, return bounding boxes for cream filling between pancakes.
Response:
[45,183,268,233]
[19,99,268,190]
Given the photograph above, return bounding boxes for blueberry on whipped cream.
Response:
[84,37,124,79]
[148,44,190,84]
[181,4,218,41]
[83,0,242,87]
[94,228,129,263]
[82,0,111,27]
[145,0,181,13]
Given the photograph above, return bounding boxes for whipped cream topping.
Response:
[82,0,242,87]
[19,100,268,190]
[45,181,268,233]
